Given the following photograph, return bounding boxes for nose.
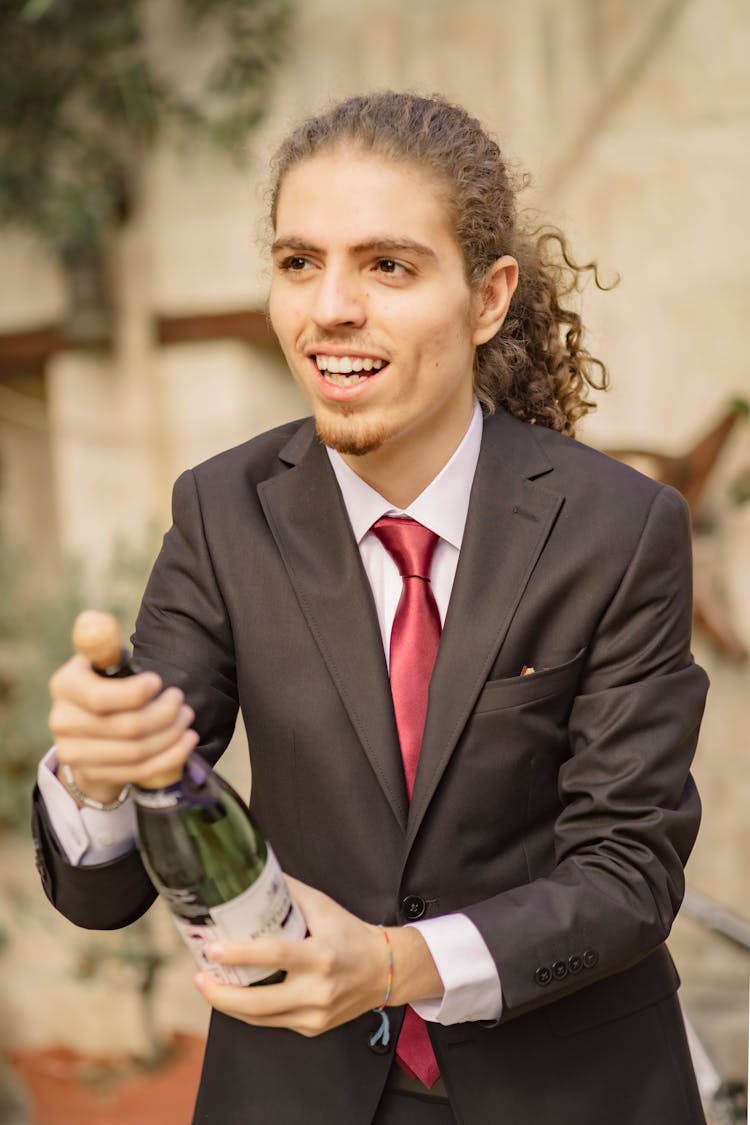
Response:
[311,265,366,330]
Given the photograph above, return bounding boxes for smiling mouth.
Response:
[313,353,388,387]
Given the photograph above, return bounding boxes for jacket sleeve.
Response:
[32,468,240,930]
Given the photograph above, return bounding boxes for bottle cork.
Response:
[72,610,127,672]
[72,610,183,789]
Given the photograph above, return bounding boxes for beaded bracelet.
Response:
[369,925,394,1050]
[60,763,131,812]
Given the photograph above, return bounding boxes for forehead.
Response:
[273,146,458,252]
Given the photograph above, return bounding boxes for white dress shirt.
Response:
[37,399,503,1023]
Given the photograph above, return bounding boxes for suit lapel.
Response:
[258,423,408,832]
[257,413,563,846]
[406,413,564,850]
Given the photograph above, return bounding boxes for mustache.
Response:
[299,335,388,355]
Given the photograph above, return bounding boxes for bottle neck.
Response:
[135,768,184,790]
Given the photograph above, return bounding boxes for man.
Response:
[34,92,708,1124]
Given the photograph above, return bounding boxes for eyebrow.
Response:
[271,235,438,262]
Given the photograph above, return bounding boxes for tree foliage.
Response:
[0,0,295,252]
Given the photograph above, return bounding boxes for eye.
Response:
[375,258,408,276]
[279,255,311,272]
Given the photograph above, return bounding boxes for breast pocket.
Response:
[473,648,587,714]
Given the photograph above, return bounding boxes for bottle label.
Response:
[172,845,307,986]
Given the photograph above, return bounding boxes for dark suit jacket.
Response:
[33,410,709,1124]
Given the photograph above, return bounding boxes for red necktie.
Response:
[372,516,442,1089]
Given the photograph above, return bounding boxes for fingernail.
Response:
[207,943,224,959]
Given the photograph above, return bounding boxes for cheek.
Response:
[269,295,304,346]
[425,318,473,372]
[269,279,300,320]
[403,306,459,361]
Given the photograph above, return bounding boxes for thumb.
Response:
[284,877,339,929]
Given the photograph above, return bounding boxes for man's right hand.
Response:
[49,656,199,805]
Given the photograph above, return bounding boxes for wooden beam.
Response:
[0,309,278,375]
[0,325,68,375]
[156,309,278,349]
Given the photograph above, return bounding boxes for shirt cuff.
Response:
[37,748,137,866]
[407,913,503,1025]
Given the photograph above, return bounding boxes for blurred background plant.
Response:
[75,913,176,1069]
[0,519,159,835]
[0,517,183,1078]
[0,0,295,342]
[0,0,294,257]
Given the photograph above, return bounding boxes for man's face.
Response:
[269,146,487,467]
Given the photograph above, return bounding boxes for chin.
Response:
[314,414,389,457]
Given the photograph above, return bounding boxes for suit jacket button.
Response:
[582,949,599,969]
[552,960,568,981]
[534,966,552,986]
[567,954,583,975]
[401,895,426,921]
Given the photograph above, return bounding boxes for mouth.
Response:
[311,353,389,388]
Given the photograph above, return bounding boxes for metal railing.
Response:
[680,888,749,1125]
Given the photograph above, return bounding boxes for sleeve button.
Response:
[552,960,568,981]
[567,954,583,974]
[582,949,599,969]
[534,966,552,986]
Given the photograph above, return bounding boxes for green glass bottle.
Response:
[132,757,305,985]
[72,610,305,986]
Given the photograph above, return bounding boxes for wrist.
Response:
[385,925,444,1007]
[58,764,130,811]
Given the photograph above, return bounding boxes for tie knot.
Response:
[372,517,439,580]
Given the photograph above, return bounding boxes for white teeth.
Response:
[323,372,368,387]
[313,354,386,374]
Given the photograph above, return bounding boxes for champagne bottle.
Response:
[72,610,306,986]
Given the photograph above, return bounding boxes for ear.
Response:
[471,256,519,346]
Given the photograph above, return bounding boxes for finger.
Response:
[132,731,201,784]
[193,970,330,1028]
[53,693,193,749]
[55,701,195,765]
[60,729,200,786]
[282,877,329,918]
[205,937,339,1014]
[193,973,300,1023]
[50,655,163,714]
[207,936,317,972]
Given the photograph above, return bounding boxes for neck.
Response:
[341,397,474,508]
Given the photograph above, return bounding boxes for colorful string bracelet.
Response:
[369,925,394,1050]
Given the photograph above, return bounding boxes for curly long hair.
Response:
[269,92,610,436]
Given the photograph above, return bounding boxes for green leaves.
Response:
[0,0,295,254]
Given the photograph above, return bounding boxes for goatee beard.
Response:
[314,414,388,456]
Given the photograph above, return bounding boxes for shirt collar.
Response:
[326,400,483,549]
